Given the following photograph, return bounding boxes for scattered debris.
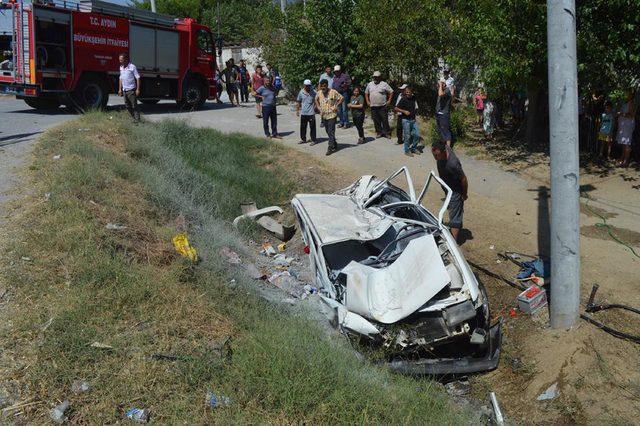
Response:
[172,233,198,262]
[444,380,471,397]
[489,245,495,250]
[256,216,296,241]
[261,242,277,257]
[489,392,505,425]
[509,308,517,318]
[20,256,32,262]
[272,253,294,267]
[151,353,181,361]
[78,128,90,132]
[41,317,53,331]
[267,271,306,298]
[517,285,548,314]
[242,263,266,280]
[233,202,296,241]
[516,258,549,280]
[537,382,559,401]
[44,192,51,201]
[49,400,70,424]
[126,408,150,423]
[52,155,61,160]
[219,246,241,265]
[89,341,113,350]
[277,243,287,252]
[282,298,297,305]
[205,392,231,408]
[106,223,127,231]
[71,380,90,394]
[210,336,233,363]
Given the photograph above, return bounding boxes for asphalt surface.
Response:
[0,96,76,223]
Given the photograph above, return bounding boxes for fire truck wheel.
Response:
[180,79,207,110]
[23,98,60,110]
[73,77,109,111]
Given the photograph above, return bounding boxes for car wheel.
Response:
[73,77,108,111]
[23,97,60,110]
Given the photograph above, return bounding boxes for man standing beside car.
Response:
[431,140,468,243]
[118,52,140,122]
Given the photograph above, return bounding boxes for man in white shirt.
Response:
[118,52,141,122]
[365,71,393,138]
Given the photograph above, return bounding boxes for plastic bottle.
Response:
[205,392,232,408]
[125,408,150,423]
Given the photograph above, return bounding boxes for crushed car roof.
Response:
[293,194,396,246]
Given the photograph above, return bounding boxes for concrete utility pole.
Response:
[149,0,156,13]
[547,0,580,329]
[280,0,286,13]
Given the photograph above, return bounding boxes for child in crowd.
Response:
[348,86,366,144]
[598,101,614,160]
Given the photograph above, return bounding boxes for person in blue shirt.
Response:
[598,101,614,160]
[252,77,282,139]
[296,79,318,145]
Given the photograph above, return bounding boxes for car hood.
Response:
[292,194,396,245]
[341,233,451,324]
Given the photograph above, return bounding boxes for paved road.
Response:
[0,96,75,223]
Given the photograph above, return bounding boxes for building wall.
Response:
[218,46,263,75]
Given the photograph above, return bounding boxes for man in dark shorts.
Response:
[431,140,468,243]
[238,59,250,102]
[221,60,241,106]
[435,80,452,145]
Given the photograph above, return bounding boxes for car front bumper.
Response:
[388,320,502,375]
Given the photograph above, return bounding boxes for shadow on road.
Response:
[0,131,43,147]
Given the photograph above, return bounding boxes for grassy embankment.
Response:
[0,112,467,423]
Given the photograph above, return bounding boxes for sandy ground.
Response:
[1,94,639,423]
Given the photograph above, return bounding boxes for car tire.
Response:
[72,76,108,111]
[178,78,206,110]
[23,97,60,110]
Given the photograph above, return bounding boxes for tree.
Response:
[258,0,359,92]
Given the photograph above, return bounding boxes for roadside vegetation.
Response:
[0,112,467,423]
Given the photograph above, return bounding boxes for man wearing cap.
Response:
[296,79,318,145]
[331,65,351,128]
[365,71,393,138]
[315,79,343,156]
[394,83,408,144]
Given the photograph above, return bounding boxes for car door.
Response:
[417,171,452,225]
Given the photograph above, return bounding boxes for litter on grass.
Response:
[233,202,296,241]
[219,246,241,264]
[126,408,150,423]
[537,382,559,401]
[71,380,90,394]
[205,392,232,408]
[106,223,127,231]
[172,233,198,262]
[49,400,70,424]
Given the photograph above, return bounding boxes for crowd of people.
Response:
[241,62,467,240]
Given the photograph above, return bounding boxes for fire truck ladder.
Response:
[13,0,32,85]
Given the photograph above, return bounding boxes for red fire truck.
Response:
[0,0,218,110]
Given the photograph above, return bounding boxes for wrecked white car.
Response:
[292,167,501,375]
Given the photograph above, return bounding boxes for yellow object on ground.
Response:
[172,233,198,262]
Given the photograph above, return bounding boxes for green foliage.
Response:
[257,0,359,92]
[353,0,449,86]
[133,0,273,46]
